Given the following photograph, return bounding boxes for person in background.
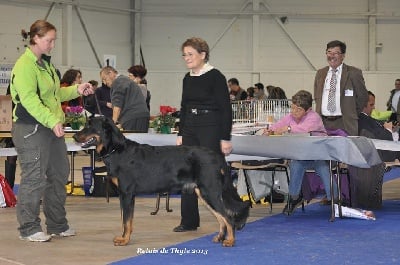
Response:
[228,78,247,101]
[174,37,232,232]
[10,19,93,242]
[83,80,99,115]
[386,79,400,123]
[95,82,113,118]
[268,86,288,100]
[60,69,83,111]
[100,66,150,132]
[266,85,275,97]
[2,84,17,189]
[263,90,337,215]
[127,65,151,111]
[314,40,368,136]
[314,40,381,209]
[246,86,255,100]
[254,83,267,100]
[359,91,399,162]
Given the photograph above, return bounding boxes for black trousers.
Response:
[122,116,149,132]
[347,163,385,209]
[179,124,222,228]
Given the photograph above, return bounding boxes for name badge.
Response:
[345,89,354,96]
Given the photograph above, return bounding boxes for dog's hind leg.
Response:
[111,177,119,187]
[194,188,235,247]
[113,193,135,246]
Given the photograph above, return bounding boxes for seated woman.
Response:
[263,90,338,215]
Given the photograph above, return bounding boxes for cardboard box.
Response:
[0,95,12,131]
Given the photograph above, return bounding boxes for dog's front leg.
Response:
[113,193,135,246]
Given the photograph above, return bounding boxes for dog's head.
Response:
[73,116,125,155]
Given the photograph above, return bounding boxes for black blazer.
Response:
[358,113,398,162]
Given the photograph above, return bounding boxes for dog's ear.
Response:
[103,117,126,149]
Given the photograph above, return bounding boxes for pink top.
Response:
[270,109,327,135]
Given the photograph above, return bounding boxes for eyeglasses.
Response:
[290,104,305,112]
[326,51,342,56]
[182,52,195,58]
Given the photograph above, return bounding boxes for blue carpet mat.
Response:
[111,167,400,265]
[384,166,400,182]
[111,200,400,265]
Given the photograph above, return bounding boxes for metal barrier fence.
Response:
[231,99,292,126]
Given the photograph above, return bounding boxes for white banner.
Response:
[0,64,13,89]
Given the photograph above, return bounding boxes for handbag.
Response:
[0,174,17,207]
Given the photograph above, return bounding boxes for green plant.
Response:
[150,105,177,132]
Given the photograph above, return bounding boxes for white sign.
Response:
[0,64,13,89]
[103,55,116,68]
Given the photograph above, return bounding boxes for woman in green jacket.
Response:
[10,20,93,242]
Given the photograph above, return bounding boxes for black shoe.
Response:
[283,196,303,216]
[173,225,197,232]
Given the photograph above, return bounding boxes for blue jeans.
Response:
[289,160,338,199]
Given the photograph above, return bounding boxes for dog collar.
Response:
[100,148,117,159]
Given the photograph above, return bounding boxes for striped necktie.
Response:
[327,69,338,113]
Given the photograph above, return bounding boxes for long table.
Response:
[0,131,385,167]
[125,133,382,168]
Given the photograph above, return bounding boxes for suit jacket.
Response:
[386,89,400,122]
[358,112,398,162]
[314,63,368,136]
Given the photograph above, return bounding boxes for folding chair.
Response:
[151,192,173,215]
[231,159,290,213]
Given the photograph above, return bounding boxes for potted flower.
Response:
[65,106,86,130]
[150,105,177,134]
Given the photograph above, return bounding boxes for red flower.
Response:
[160,105,176,115]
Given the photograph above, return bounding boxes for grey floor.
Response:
[0,153,398,265]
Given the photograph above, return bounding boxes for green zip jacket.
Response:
[10,48,80,129]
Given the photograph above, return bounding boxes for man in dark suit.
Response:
[359,91,399,162]
[314,40,368,136]
[346,90,394,209]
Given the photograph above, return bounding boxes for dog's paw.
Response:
[113,236,130,246]
[212,233,224,243]
[222,239,235,247]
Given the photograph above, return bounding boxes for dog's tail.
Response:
[222,163,250,230]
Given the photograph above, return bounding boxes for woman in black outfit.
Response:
[173,37,233,232]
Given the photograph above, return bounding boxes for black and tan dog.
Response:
[73,116,250,247]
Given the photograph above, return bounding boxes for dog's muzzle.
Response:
[81,136,98,148]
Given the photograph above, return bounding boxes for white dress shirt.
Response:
[321,64,343,116]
